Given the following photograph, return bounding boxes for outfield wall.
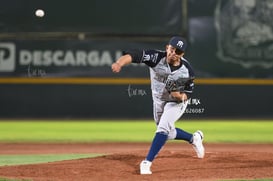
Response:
[0,82,272,119]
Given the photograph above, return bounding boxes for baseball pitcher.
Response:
[112,36,205,174]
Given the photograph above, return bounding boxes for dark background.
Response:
[0,0,272,119]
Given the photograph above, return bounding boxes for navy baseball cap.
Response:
[168,36,187,52]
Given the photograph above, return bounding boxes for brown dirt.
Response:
[0,143,273,181]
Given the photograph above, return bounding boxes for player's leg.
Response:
[166,101,193,142]
[152,99,165,125]
[140,99,166,174]
[140,101,204,174]
[145,102,185,163]
[165,101,205,158]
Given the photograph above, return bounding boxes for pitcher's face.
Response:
[166,45,184,65]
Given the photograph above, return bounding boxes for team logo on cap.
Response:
[177,41,184,48]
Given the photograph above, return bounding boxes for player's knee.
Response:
[157,124,177,139]
[167,129,177,140]
[156,126,170,135]
[156,128,176,140]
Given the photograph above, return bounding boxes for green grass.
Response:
[0,121,154,142]
[0,120,272,143]
[0,120,272,181]
[0,154,102,166]
[179,121,273,143]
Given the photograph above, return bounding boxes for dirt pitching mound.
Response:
[0,143,273,181]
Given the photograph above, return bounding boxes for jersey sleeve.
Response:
[182,59,195,97]
[122,49,144,63]
[123,49,166,67]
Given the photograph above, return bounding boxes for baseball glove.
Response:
[165,77,191,92]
